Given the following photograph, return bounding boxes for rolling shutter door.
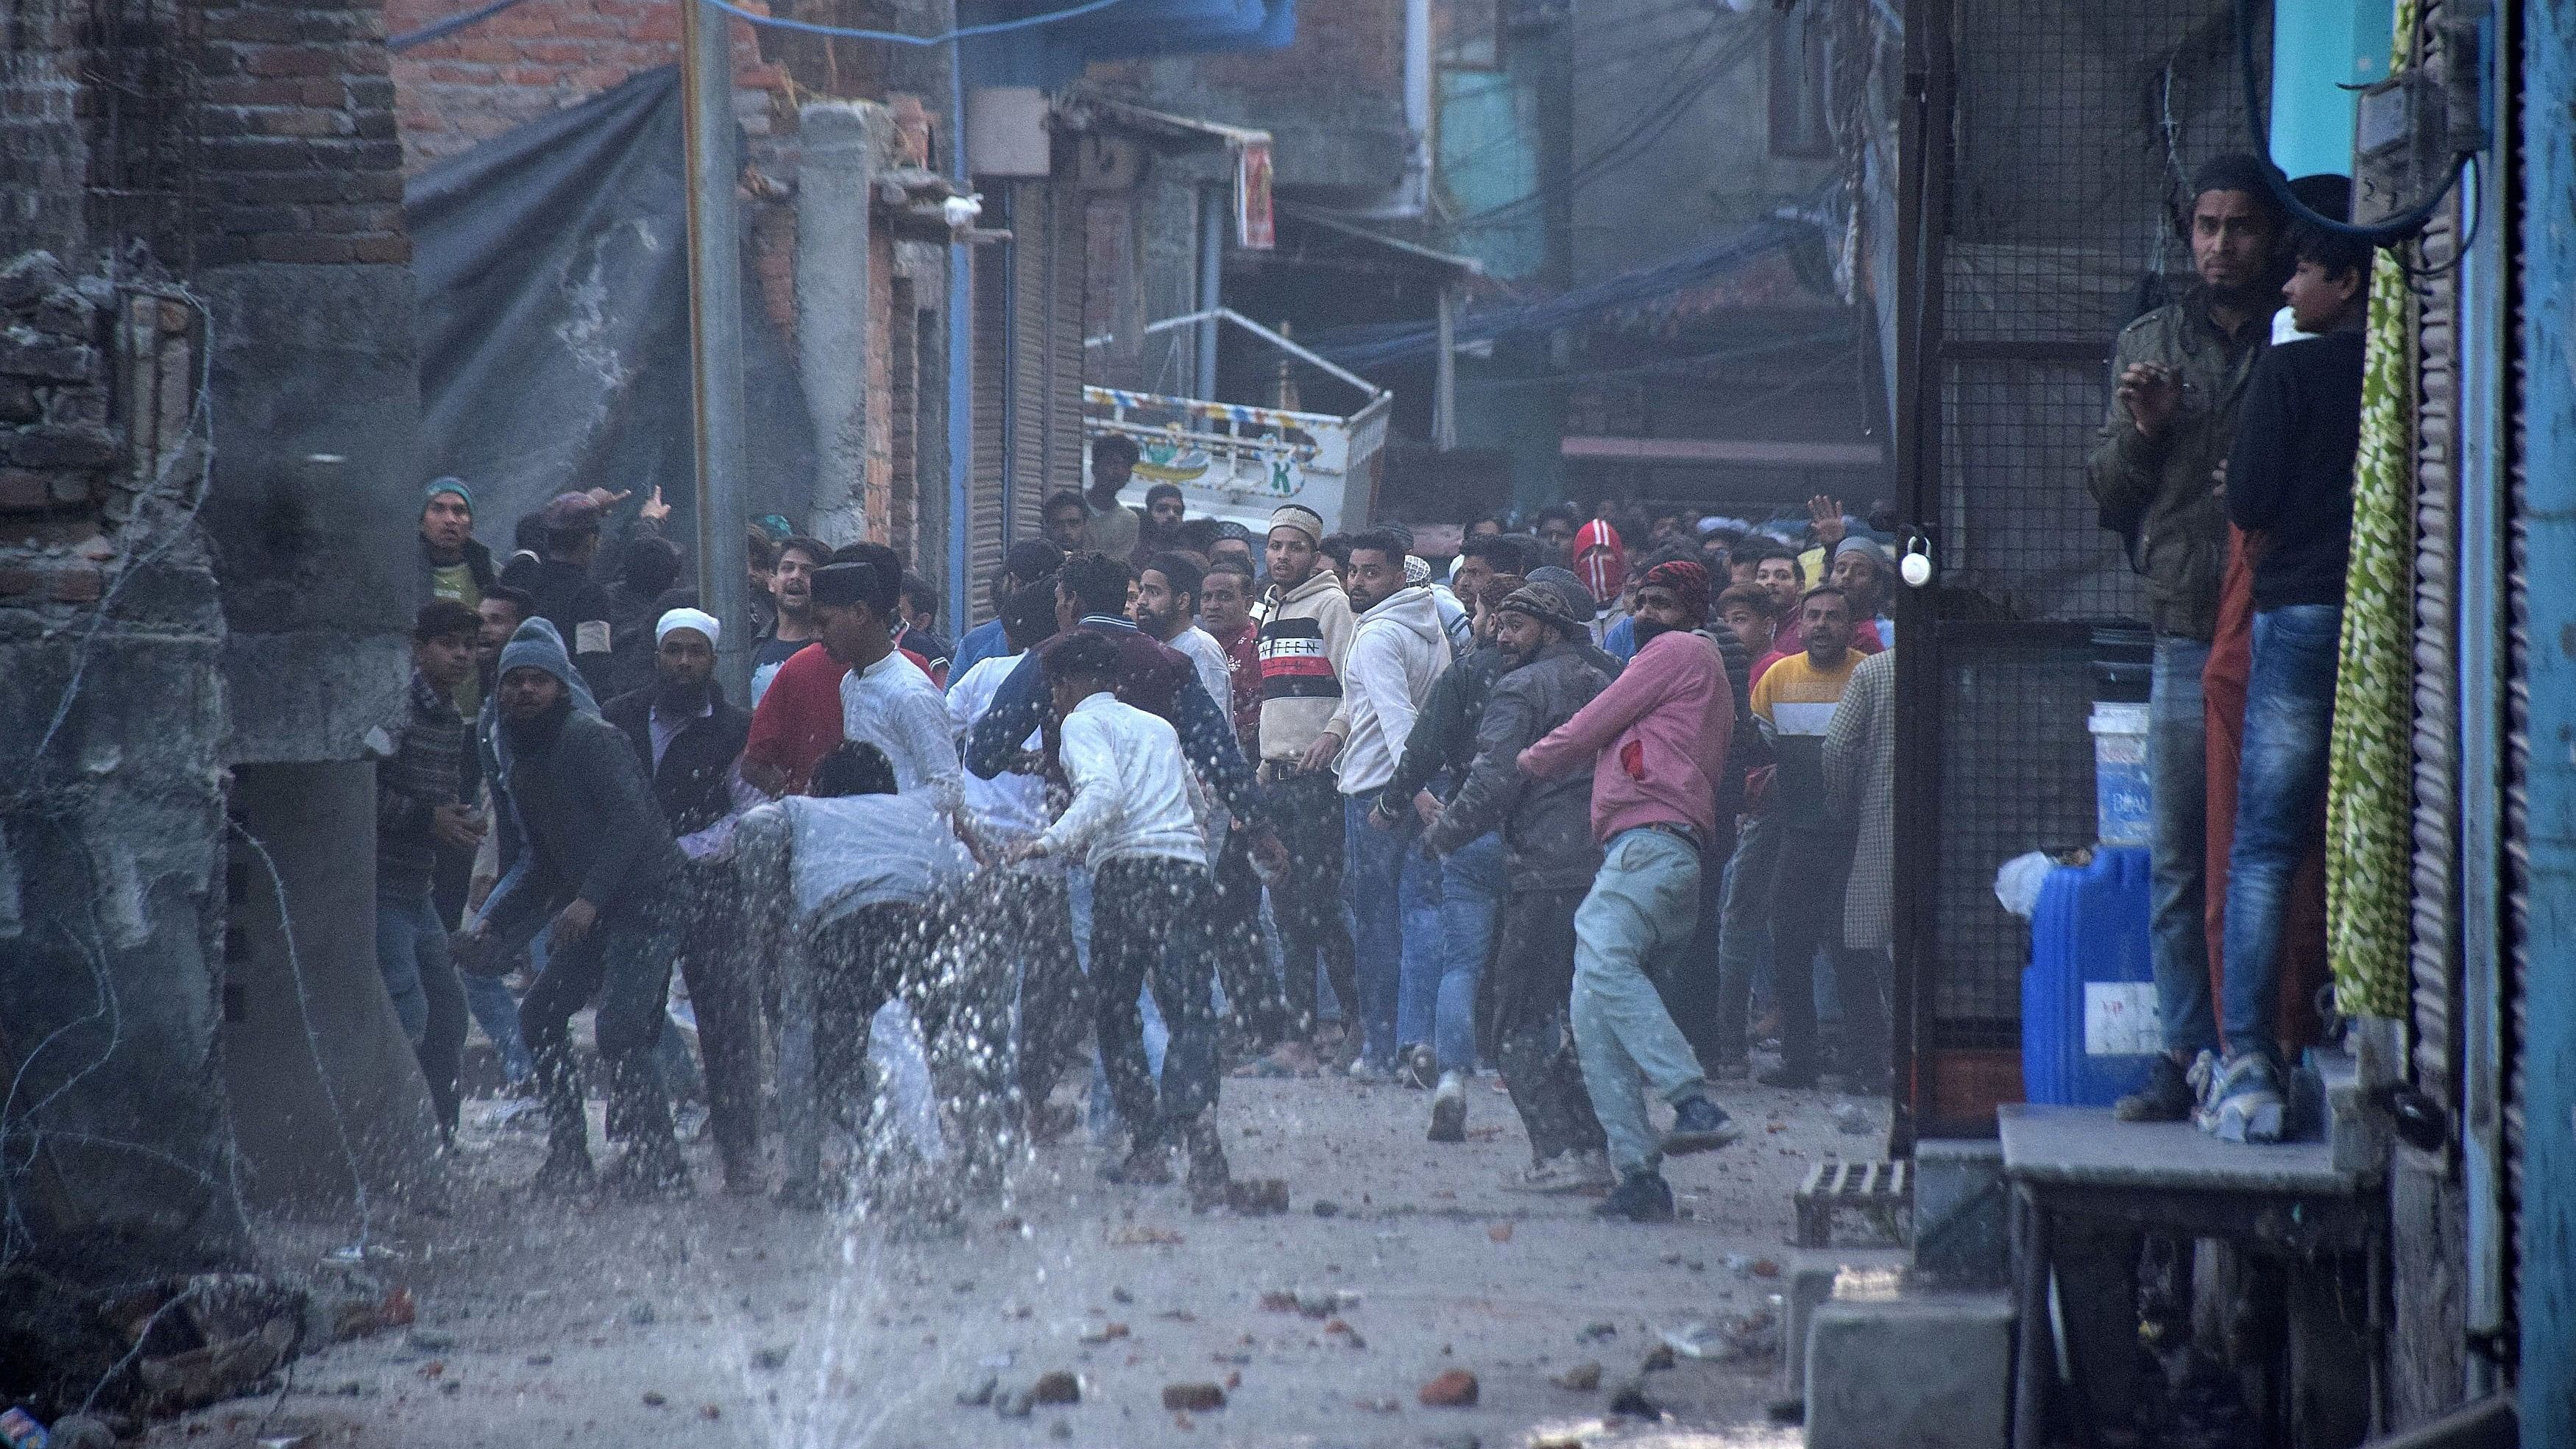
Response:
[2410,195,2458,1109]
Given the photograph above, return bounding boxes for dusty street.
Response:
[145,1069,1881,1449]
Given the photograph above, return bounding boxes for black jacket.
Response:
[1423,638,1609,891]
[602,684,752,838]
[481,704,682,935]
[2225,327,2363,610]
[1381,643,1504,815]
[509,557,617,691]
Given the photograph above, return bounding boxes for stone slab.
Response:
[1914,1137,2009,1288]
[1805,1291,2013,1449]
[1996,1103,2367,1196]
[1780,1247,1911,1403]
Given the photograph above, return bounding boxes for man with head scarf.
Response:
[1423,575,1613,1183]
[464,617,690,1196]
[1519,558,1743,1222]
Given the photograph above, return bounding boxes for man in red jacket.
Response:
[1519,559,1742,1222]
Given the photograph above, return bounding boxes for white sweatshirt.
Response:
[1332,584,1452,796]
[1037,690,1206,868]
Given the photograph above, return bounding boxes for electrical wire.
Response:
[2232,0,2466,243]
[393,0,1139,52]
[696,0,1135,44]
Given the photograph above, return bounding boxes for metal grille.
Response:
[1937,360,2147,622]
[1931,627,2101,1039]
[1903,0,2257,1077]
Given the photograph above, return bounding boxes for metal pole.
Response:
[1195,186,1224,400]
[679,0,753,698]
[945,34,974,634]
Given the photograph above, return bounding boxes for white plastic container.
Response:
[2087,701,2152,847]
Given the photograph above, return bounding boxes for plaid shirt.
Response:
[376,669,468,899]
[1823,648,1896,952]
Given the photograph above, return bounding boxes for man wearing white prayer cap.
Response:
[601,603,766,1193]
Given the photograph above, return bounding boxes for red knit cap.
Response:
[1641,558,1711,623]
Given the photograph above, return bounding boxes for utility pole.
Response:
[679,0,753,697]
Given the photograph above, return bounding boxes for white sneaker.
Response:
[2184,1049,2223,1133]
[1502,1148,1614,1194]
[2199,1053,2287,1144]
[1427,1072,1466,1143]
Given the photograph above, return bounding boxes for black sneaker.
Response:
[1661,1096,1741,1155]
[2114,1053,2197,1123]
[1591,1169,1676,1223]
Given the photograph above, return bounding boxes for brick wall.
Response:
[384,0,778,170]
[192,0,413,265]
[0,251,199,611]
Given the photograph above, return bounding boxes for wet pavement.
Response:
[148,1071,1882,1449]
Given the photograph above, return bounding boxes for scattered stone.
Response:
[45,1414,114,1449]
[1578,1321,1618,1343]
[996,1388,1036,1419]
[1161,1382,1226,1411]
[1049,1417,1073,1439]
[1487,1222,1513,1243]
[1832,1101,1874,1135]
[1534,1434,1586,1449]
[1312,1199,1342,1218]
[525,1354,553,1367]
[958,1375,997,1406]
[1078,1322,1130,1344]
[1607,1378,1660,1419]
[698,1404,721,1421]
[1418,1369,1479,1407]
[751,1345,790,1371]
[1640,1343,1677,1372]
[1750,1258,1782,1278]
[406,1328,457,1353]
[1031,1370,1081,1406]
[1226,1177,1289,1215]
[994,1215,1024,1233]
[628,1301,657,1325]
[1111,1286,1134,1304]
[641,1391,668,1408]
[1323,1318,1367,1349]
[1550,1360,1604,1391]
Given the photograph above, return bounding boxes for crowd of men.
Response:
[397,431,1912,1222]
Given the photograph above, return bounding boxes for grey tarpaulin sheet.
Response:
[407,65,813,553]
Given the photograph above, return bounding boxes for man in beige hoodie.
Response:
[1255,504,1359,1055]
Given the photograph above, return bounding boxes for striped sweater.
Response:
[1252,569,1354,763]
[377,670,469,898]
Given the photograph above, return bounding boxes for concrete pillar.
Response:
[221,762,444,1215]
[796,101,887,547]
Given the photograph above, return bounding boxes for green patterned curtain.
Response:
[2324,0,2417,1019]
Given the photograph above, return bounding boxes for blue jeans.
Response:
[2221,604,2341,1063]
[1571,828,1713,1177]
[1713,812,1782,1061]
[375,889,469,1133]
[1394,834,1444,1053]
[1342,796,1415,1066]
[2149,635,2219,1059]
[461,970,533,1085]
[1432,832,1506,1072]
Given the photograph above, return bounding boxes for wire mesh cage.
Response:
[1908,0,2262,1060]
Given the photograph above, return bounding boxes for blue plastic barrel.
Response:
[2021,846,2162,1105]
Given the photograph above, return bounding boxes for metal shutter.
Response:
[966,176,1090,628]
[2410,193,2459,1110]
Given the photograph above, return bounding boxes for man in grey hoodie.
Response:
[464,619,690,1196]
[1423,575,1613,1188]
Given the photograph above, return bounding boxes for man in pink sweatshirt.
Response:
[1519,559,1743,1222]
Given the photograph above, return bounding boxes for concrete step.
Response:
[1805,1289,2014,1449]
[1780,1247,1912,1405]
